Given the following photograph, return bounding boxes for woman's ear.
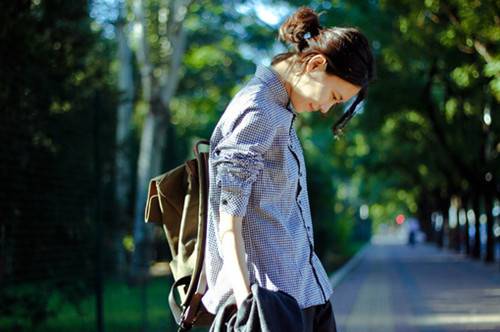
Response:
[305,54,327,73]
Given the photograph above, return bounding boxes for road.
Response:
[330,235,500,332]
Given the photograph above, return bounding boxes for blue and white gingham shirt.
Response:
[201,64,333,315]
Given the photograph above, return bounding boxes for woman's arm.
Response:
[212,106,278,308]
[219,211,251,308]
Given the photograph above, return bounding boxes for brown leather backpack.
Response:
[144,139,214,331]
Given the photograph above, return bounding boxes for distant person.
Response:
[408,217,420,246]
[202,6,376,331]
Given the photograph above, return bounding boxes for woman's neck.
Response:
[270,56,298,98]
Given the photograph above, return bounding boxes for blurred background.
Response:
[0,0,498,331]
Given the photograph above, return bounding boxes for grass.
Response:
[2,243,366,332]
[49,276,177,332]
[1,276,180,332]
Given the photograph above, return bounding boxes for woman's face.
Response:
[290,55,361,114]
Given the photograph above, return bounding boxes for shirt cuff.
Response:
[218,187,252,217]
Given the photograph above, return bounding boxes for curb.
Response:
[328,242,370,289]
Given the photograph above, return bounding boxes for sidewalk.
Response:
[330,236,500,331]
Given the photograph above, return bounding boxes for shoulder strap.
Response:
[173,140,212,331]
[182,139,210,305]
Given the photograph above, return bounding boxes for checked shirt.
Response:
[201,64,333,315]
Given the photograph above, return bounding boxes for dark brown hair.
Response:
[271,7,376,138]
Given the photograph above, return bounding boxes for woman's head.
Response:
[271,7,376,137]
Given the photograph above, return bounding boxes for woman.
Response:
[201,6,375,331]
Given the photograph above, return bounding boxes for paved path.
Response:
[330,238,500,332]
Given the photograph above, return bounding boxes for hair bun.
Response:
[278,7,322,52]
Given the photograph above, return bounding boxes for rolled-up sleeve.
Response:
[212,106,277,217]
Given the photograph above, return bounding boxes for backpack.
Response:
[144,139,215,331]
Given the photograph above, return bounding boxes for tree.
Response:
[0,0,117,327]
[128,0,195,280]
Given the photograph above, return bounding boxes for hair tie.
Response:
[303,32,312,40]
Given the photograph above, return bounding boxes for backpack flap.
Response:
[155,161,199,282]
[144,176,163,225]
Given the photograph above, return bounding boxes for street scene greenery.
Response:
[0,0,498,331]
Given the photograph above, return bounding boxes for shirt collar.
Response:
[254,64,297,115]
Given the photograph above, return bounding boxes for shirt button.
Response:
[215,149,220,155]
[222,199,228,205]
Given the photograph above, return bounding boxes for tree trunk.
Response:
[448,196,461,252]
[462,194,471,256]
[435,212,444,248]
[113,0,135,275]
[439,197,450,249]
[472,192,481,259]
[129,0,156,281]
[417,194,433,242]
[129,0,191,279]
[484,191,495,262]
[130,111,166,279]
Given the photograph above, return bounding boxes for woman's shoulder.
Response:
[223,77,290,125]
[210,67,294,144]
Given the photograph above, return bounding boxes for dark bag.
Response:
[144,139,214,331]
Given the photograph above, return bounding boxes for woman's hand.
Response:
[219,211,252,309]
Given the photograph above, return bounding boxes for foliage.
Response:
[3,0,498,329]
[0,0,118,326]
[363,0,499,214]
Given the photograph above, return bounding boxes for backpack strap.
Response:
[169,275,191,325]
[172,139,212,331]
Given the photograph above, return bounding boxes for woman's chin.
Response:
[300,104,311,113]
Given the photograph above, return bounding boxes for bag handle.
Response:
[193,139,210,157]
